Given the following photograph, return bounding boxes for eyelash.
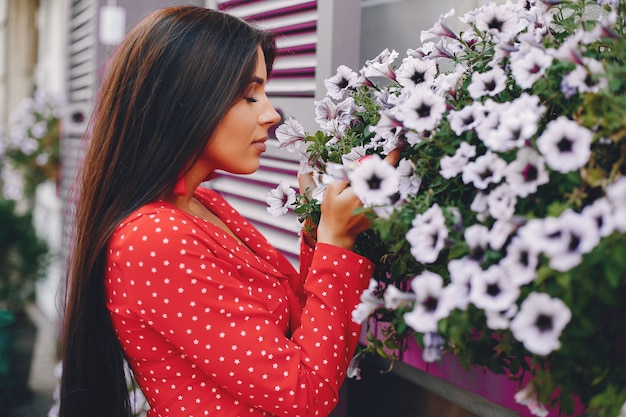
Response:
[245,97,258,103]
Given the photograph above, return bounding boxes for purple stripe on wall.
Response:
[270,67,315,77]
[245,1,316,21]
[277,43,316,55]
[218,0,317,19]
[266,21,317,34]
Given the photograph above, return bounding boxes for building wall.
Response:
[0,0,38,123]
[360,0,487,64]
[34,0,68,96]
[0,0,7,121]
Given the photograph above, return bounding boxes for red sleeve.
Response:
[289,237,315,304]
[107,211,373,417]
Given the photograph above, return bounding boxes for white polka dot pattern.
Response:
[105,188,373,417]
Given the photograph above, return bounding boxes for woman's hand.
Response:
[299,149,401,251]
[316,180,369,250]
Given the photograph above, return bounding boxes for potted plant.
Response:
[268,0,626,416]
[0,89,62,201]
[0,198,48,407]
[0,89,59,409]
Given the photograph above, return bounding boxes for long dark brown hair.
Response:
[59,7,275,417]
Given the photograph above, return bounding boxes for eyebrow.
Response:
[250,76,265,85]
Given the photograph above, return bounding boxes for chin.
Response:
[229,163,260,175]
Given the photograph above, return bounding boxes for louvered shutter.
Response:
[60,0,213,271]
[211,0,322,265]
[61,0,97,265]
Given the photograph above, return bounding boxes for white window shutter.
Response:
[212,0,322,265]
[214,0,362,266]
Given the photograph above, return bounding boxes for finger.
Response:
[297,172,316,198]
[325,180,351,196]
[384,148,401,167]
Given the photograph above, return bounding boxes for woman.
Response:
[60,6,376,417]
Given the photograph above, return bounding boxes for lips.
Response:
[251,137,268,152]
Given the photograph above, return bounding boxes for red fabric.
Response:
[105,187,373,417]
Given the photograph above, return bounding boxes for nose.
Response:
[261,101,281,127]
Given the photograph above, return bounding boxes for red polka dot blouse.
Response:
[105,187,373,417]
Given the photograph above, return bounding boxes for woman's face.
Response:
[201,47,281,175]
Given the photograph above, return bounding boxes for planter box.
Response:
[400,337,586,417]
[356,320,586,417]
[0,310,37,410]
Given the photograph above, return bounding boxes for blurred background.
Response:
[0,1,492,416]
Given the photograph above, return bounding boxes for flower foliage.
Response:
[270,0,626,415]
[0,89,63,200]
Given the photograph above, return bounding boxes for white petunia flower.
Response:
[470,264,520,312]
[485,303,518,330]
[561,58,606,98]
[314,96,356,138]
[500,235,540,286]
[130,387,149,415]
[434,64,464,98]
[324,162,350,182]
[514,382,549,417]
[462,151,507,190]
[266,181,296,217]
[352,278,384,324]
[384,284,416,310]
[546,210,601,272]
[510,46,553,89]
[606,176,626,232]
[396,56,437,89]
[464,224,490,263]
[404,271,454,333]
[422,332,445,363]
[19,137,38,155]
[474,99,503,145]
[471,191,488,216]
[479,117,525,153]
[1,164,25,201]
[30,120,48,139]
[597,0,619,8]
[341,146,368,167]
[582,197,615,238]
[448,257,481,310]
[407,224,447,265]
[548,28,585,63]
[361,48,399,81]
[510,292,572,355]
[488,219,515,250]
[396,86,447,133]
[536,116,592,174]
[474,2,524,41]
[479,94,544,152]
[420,8,458,42]
[348,154,400,207]
[324,65,359,100]
[347,350,364,380]
[440,142,477,179]
[275,117,305,152]
[448,102,485,135]
[509,92,546,126]
[370,110,404,152]
[397,158,422,198]
[407,204,448,264]
[487,183,518,220]
[505,147,550,197]
[467,65,508,99]
[518,217,568,257]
